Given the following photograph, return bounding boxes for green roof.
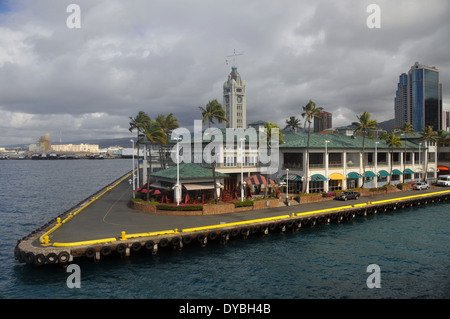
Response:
[311,174,326,181]
[152,163,228,180]
[280,132,421,150]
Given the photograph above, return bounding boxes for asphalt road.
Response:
[47,178,448,244]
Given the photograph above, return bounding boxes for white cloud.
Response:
[0,0,449,146]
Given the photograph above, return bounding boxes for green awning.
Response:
[311,174,326,182]
[378,170,390,177]
[364,171,377,178]
[404,168,415,174]
[280,174,301,182]
[347,172,362,179]
[392,169,403,175]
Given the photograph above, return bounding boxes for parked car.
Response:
[413,182,429,190]
[335,191,360,201]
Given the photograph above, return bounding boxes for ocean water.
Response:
[0,159,449,299]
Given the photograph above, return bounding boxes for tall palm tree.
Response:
[301,100,323,193]
[198,99,228,203]
[383,132,402,184]
[352,111,379,188]
[263,121,284,197]
[141,120,166,200]
[198,99,227,128]
[436,129,450,163]
[400,122,414,183]
[284,116,301,133]
[155,113,179,169]
[419,125,438,182]
[129,111,151,186]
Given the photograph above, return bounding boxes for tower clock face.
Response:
[237,96,242,103]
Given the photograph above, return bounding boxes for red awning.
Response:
[244,174,275,185]
[438,166,449,171]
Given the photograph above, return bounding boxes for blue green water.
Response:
[0,159,449,299]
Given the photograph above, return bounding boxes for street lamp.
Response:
[375,141,379,188]
[325,140,329,192]
[286,168,289,202]
[130,139,135,198]
[174,136,182,206]
[419,142,422,182]
[240,137,245,201]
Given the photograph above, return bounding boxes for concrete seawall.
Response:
[14,172,450,267]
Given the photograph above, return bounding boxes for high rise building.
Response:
[395,62,443,131]
[223,67,246,129]
[314,111,332,132]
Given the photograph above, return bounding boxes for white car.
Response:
[413,182,429,190]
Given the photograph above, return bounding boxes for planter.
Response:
[299,194,323,204]
[203,203,235,215]
[253,199,279,209]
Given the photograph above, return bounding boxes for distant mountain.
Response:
[377,118,396,131]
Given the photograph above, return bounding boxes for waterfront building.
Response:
[51,143,99,153]
[395,62,443,131]
[223,67,246,129]
[277,131,437,193]
[314,111,332,132]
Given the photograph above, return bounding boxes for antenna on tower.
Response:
[226,49,244,68]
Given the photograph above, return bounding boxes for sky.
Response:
[0,0,449,146]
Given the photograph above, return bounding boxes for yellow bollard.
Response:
[174,228,179,233]
[120,231,126,240]
[57,217,61,224]
[43,235,50,244]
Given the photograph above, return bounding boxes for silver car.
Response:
[413,182,429,190]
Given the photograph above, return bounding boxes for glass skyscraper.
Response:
[395,62,442,131]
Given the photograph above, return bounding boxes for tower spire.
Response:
[226,49,244,68]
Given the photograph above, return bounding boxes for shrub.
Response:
[234,200,254,207]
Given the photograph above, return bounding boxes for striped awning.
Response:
[311,174,326,182]
[378,170,390,177]
[347,172,362,179]
[329,173,345,180]
[438,165,449,171]
[280,174,301,182]
[404,168,415,174]
[392,169,403,175]
[244,174,275,185]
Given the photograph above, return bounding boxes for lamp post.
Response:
[174,136,182,206]
[419,142,422,182]
[374,141,379,188]
[240,137,245,201]
[286,168,289,201]
[325,140,329,192]
[131,139,135,198]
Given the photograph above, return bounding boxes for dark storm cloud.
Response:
[0,0,449,145]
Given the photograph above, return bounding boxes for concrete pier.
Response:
[14,171,450,266]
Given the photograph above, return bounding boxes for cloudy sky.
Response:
[0,0,449,146]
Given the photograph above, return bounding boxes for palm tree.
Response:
[198,100,228,203]
[141,120,166,200]
[284,116,301,133]
[400,122,414,183]
[436,129,450,163]
[352,112,379,188]
[129,111,151,186]
[419,125,438,182]
[263,121,284,197]
[383,132,402,184]
[301,100,323,193]
[155,113,179,169]
[198,99,227,128]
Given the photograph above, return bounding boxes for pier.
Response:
[14,171,450,267]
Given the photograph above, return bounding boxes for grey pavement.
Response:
[48,177,447,244]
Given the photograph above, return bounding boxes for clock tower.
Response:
[223,67,246,129]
